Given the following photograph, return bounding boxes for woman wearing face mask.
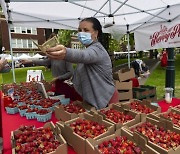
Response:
[46,17,118,109]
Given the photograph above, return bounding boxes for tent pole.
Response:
[109,0,112,15]
[114,0,166,21]
[112,0,128,15]
[69,1,108,16]
[165,48,175,96]
[8,24,16,83]
[127,24,130,69]
[6,2,16,83]
[93,0,109,16]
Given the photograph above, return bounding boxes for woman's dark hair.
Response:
[81,17,103,43]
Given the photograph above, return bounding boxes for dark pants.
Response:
[131,61,140,77]
[55,79,82,101]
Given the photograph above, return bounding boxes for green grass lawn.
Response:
[145,54,180,99]
[0,74,3,84]
[1,55,179,100]
[1,66,53,84]
[113,57,148,67]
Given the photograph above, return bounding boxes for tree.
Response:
[149,50,154,59]
[58,29,77,47]
[129,33,135,50]
[101,33,110,51]
[109,36,121,52]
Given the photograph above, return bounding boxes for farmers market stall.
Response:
[1,82,180,154]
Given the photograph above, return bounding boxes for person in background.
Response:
[0,58,7,71]
[0,58,11,73]
[131,59,143,77]
[160,48,168,67]
[21,32,74,97]
[46,17,118,109]
[140,62,150,78]
[154,49,158,59]
[20,57,73,97]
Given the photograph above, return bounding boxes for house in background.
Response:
[0,7,62,56]
[0,10,83,57]
[71,35,84,49]
[0,15,46,56]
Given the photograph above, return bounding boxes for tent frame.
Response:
[6,2,16,82]
[2,0,178,91]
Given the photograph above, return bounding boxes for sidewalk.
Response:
[138,59,160,85]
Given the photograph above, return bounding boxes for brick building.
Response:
[0,16,48,56]
[0,13,83,56]
[0,13,61,56]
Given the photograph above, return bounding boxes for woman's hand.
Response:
[46,45,66,60]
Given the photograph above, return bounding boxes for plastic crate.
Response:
[60,98,70,105]
[34,105,42,109]
[25,112,37,119]
[36,111,52,122]
[18,109,28,117]
[26,90,32,94]
[28,104,34,109]
[53,101,60,107]
[140,85,156,96]
[41,106,54,112]
[5,107,18,114]
[14,95,20,100]
[17,102,26,106]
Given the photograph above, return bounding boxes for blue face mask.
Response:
[78,32,93,46]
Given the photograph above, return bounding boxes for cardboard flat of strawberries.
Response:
[11,122,67,154]
[148,107,180,130]
[120,99,161,121]
[86,128,159,154]
[94,103,141,130]
[56,112,115,154]
[174,105,180,112]
[123,117,180,154]
[55,100,96,121]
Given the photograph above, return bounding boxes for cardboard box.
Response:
[56,112,114,154]
[174,105,180,111]
[118,89,133,101]
[140,85,156,95]
[41,80,52,91]
[96,103,140,130]
[120,99,161,121]
[113,68,135,82]
[114,80,132,90]
[133,85,156,99]
[11,122,68,154]
[133,88,148,99]
[55,101,96,121]
[86,128,159,154]
[154,107,180,129]
[124,117,180,154]
[141,95,157,102]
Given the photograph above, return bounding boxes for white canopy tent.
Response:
[0,0,180,82]
[0,0,179,31]
[134,4,180,51]
[32,53,45,59]
[0,53,18,60]
[17,53,32,59]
